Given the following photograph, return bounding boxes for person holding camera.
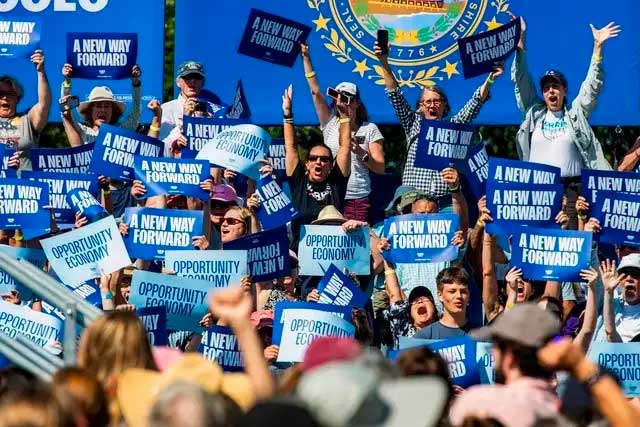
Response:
[374,40,502,203]
[59,63,142,147]
[300,43,385,223]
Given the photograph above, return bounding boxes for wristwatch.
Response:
[361,152,370,162]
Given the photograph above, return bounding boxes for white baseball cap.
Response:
[335,81,358,96]
[618,253,640,273]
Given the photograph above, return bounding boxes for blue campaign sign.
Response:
[457,18,520,79]
[129,270,209,332]
[316,264,367,308]
[0,244,47,301]
[22,171,99,226]
[593,191,640,247]
[488,157,561,186]
[123,208,204,261]
[273,301,355,363]
[89,124,163,181]
[134,156,210,200]
[428,335,481,388]
[581,169,640,205]
[299,225,370,276]
[196,124,270,180]
[224,225,289,282]
[255,175,299,230]
[164,250,248,290]
[40,216,131,285]
[136,306,168,347]
[63,279,102,307]
[414,120,478,171]
[0,299,61,347]
[6,1,164,124]
[30,144,94,174]
[66,188,108,223]
[67,32,137,79]
[268,138,286,177]
[237,8,311,67]
[182,116,250,155]
[485,181,563,236]
[175,1,639,126]
[198,325,243,372]
[0,149,17,178]
[0,178,49,230]
[511,227,592,282]
[0,17,41,59]
[382,213,459,264]
[463,142,489,199]
[589,342,640,397]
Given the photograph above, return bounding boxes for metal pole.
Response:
[0,333,63,380]
[63,304,77,366]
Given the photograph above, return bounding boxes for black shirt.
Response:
[288,162,349,247]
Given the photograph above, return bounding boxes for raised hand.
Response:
[282,84,293,116]
[477,196,493,224]
[488,62,505,80]
[576,196,590,215]
[300,43,309,58]
[441,167,460,190]
[131,180,147,198]
[342,219,367,233]
[377,237,390,253]
[74,212,88,229]
[31,50,45,72]
[451,230,465,247]
[131,64,142,80]
[264,345,279,364]
[62,63,73,80]
[591,22,621,47]
[505,267,523,291]
[246,193,260,211]
[147,99,161,114]
[208,287,253,328]
[600,259,619,293]
[306,289,320,303]
[192,235,210,250]
[580,267,599,289]
[7,151,20,169]
[555,211,569,229]
[584,218,601,234]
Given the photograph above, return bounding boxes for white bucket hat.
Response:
[78,86,126,115]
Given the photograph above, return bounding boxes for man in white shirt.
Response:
[160,61,222,156]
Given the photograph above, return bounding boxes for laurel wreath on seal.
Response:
[307,0,509,88]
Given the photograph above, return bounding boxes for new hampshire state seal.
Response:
[307,0,510,87]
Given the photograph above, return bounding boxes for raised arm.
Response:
[618,141,640,172]
[300,43,332,127]
[28,50,51,133]
[334,102,353,178]
[574,267,599,352]
[510,18,540,114]
[482,232,501,322]
[120,65,142,131]
[378,238,404,306]
[282,85,300,177]
[602,260,623,342]
[573,22,620,118]
[146,100,162,138]
[443,167,468,234]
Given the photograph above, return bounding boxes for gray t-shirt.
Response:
[414,321,471,340]
[0,115,38,170]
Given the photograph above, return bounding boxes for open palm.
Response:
[591,22,621,47]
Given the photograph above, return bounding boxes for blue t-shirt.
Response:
[414,321,471,340]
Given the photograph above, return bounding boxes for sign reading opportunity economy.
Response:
[129,270,210,331]
[89,124,163,181]
[40,216,131,285]
[0,300,61,347]
[224,226,289,282]
[164,250,248,290]
[299,225,370,276]
[511,227,592,282]
[593,191,640,247]
[414,120,478,171]
[457,17,520,79]
[198,325,243,372]
[30,144,94,174]
[134,156,210,200]
[589,343,640,397]
[238,8,311,67]
[0,17,40,58]
[0,178,50,230]
[581,169,640,204]
[123,208,204,261]
[67,32,138,79]
[22,171,99,226]
[382,213,459,264]
[196,124,270,180]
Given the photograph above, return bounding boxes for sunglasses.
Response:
[222,217,245,226]
[211,201,234,209]
[308,155,331,163]
[0,90,17,98]
[181,73,204,81]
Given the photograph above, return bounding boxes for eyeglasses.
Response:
[222,217,245,226]
[411,297,431,306]
[308,155,331,163]
[419,99,442,107]
[0,90,17,98]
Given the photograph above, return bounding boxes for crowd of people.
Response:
[1,15,640,427]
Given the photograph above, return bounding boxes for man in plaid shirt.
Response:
[374,43,504,198]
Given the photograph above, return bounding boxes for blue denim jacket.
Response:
[511,50,612,171]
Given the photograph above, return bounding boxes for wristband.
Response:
[13,233,24,242]
[487,78,495,85]
[593,54,602,63]
[103,188,111,196]
[577,213,588,221]
[339,118,351,124]
[384,269,396,276]
[449,184,461,193]
[476,218,486,227]
[149,124,160,132]
[62,81,71,88]
[305,71,316,79]
[102,292,113,300]
[132,80,141,88]
[283,118,294,125]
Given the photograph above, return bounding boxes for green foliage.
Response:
[354,0,368,16]
[164,0,176,102]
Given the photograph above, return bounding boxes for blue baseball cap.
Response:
[540,70,567,89]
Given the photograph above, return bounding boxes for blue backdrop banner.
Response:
[174,1,639,125]
[3,0,164,123]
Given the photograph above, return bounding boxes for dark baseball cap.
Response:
[177,61,205,79]
[408,286,435,306]
[540,70,567,89]
[471,303,560,347]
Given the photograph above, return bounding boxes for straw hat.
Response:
[311,205,346,225]
[117,354,255,427]
[78,86,126,115]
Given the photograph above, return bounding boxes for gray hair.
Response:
[148,381,240,427]
[0,75,24,101]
